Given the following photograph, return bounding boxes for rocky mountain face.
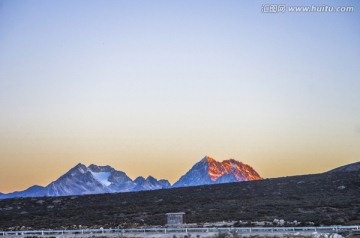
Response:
[173,156,262,187]
[0,164,170,198]
[133,176,171,191]
[1,156,262,198]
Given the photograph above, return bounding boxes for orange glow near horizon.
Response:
[0,143,358,193]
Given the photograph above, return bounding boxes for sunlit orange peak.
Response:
[203,155,216,163]
[204,156,262,182]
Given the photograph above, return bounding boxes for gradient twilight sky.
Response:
[0,0,359,193]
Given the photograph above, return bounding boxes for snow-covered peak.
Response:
[173,156,261,187]
[69,163,88,176]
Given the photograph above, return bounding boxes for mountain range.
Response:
[1,161,359,230]
[0,156,261,199]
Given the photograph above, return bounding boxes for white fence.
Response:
[1,225,359,236]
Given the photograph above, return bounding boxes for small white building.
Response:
[166,212,186,225]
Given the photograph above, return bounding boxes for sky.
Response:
[0,0,359,193]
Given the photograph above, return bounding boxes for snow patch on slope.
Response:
[90,172,111,186]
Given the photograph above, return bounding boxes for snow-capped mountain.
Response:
[0,156,262,198]
[45,163,122,196]
[173,156,262,187]
[0,163,170,198]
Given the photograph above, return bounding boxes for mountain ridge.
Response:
[3,156,356,199]
[0,156,262,198]
[327,161,360,173]
[0,163,170,198]
[1,168,359,230]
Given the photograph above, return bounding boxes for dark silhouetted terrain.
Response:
[0,166,359,231]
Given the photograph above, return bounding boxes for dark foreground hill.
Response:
[0,169,359,230]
